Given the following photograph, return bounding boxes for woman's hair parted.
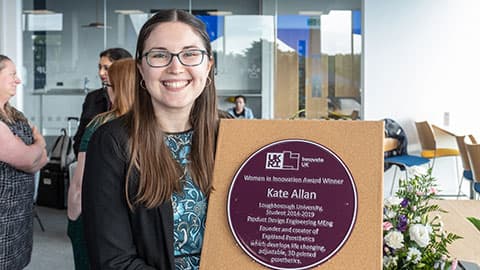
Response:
[89,58,136,126]
[0,54,26,123]
[126,9,218,209]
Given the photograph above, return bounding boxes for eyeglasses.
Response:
[142,49,209,68]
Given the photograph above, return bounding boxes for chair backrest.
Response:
[415,121,437,151]
[465,136,480,182]
[456,135,471,171]
[469,134,478,144]
[350,110,359,120]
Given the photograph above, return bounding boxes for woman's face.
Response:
[0,60,21,101]
[235,97,246,111]
[98,56,113,85]
[138,21,213,114]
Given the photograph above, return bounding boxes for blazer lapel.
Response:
[158,201,175,268]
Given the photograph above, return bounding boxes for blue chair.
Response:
[464,135,480,200]
[383,119,430,195]
[414,121,460,174]
[455,135,475,198]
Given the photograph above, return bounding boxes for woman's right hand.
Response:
[30,125,48,170]
[67,204,81,220]
[31,125,47,148]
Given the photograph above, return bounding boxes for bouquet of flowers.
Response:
[383,167,462,269]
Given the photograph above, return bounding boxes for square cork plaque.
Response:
[200,119,383,270]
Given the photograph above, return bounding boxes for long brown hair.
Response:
[126,9,218,209]
[89,59,136,126]
[0,55,26,124]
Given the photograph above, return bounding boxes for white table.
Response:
[433,200,480,266]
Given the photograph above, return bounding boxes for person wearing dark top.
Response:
[227,95,255,119]
[72,48,132,156]
[82,10,224,269]
[67,59,136,270]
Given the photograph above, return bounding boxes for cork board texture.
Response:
[200,119,383,269]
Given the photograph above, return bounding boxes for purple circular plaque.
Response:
[227,139,357,270]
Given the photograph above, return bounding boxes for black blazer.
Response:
[73,88,110,156]
[82,118,174,270]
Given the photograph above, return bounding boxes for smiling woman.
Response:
[137,20,213,117]
[0,55,48,269]
[81,9,224,270]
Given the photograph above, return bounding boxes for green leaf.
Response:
[467,216,480,232]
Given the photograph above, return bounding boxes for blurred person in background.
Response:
[73,48,132,156]
[67,59,136,270]
[227,95,254,119]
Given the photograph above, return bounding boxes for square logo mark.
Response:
[265,151,300,170]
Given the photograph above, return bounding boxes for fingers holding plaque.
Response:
[227,139,358,270]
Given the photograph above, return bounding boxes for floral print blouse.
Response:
[165,130,207,270]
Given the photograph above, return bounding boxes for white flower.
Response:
[384,209,396,219]
[406,247,422,264]
[409,224,431,247]
[384,230,404,249]
[407,166,428,177]
[384,196,403,208]
[383,256,398,268]
[426,224,433,234]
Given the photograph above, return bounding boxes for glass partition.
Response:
[263,0,362,119]
[21,0,361,135]
[210,15,274,118]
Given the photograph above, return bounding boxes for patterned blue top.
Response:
[165,130,207,270]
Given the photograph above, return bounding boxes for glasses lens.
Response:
[179,50,204,66]
[147,50,170,67]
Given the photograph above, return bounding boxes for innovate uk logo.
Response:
[265,151,300,170]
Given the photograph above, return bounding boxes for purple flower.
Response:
[397,215,408,232]
[400,198,409,208]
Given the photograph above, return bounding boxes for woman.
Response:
[82,10,220,269]
[67,58,136,269]
[227,95,255,119]
[73,48,132,156]
[0,55,48,269]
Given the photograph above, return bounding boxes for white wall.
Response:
[0,0,23,109]
[364,0,480,149]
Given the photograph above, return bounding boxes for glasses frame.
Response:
[142,49,209,68]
